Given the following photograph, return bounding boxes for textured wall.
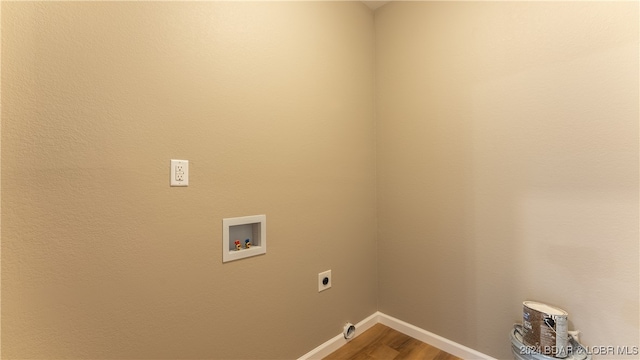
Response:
[1,2,377,358]
[4,2,639,359]
[375,2,639,359]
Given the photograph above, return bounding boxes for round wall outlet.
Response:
[318,270,332,292]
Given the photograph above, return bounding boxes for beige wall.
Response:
[3,1,639,359]
[376,2,639,359]
[1,2,377,358]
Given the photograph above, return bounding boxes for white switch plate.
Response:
[170,159,189,187]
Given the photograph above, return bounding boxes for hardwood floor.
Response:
[323,324,462,360]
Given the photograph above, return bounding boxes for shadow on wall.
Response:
[376,1,639,358]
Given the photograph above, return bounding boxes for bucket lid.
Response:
[523,301,568,316]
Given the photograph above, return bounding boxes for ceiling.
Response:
[362,1,390,11]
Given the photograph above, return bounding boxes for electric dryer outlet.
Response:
[318,270,332,292]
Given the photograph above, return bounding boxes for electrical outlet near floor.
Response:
[318,270,332,292]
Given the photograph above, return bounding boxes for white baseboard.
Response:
[378,312,496,360]
[298,312,379,360]
[298,312,495,360]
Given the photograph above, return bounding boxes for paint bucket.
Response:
[522,301,569,358]
[511,324,590,360]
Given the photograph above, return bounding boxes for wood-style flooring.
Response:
[323,324,462,360]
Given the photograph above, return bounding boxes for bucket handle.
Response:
[513,324,524,338]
